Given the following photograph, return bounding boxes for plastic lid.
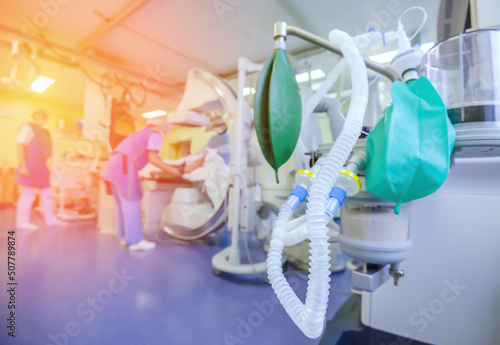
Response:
[337,169,362,196]
[390,48,423,79]
[296,169,316,179]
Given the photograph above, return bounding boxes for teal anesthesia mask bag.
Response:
[365,76,456,214]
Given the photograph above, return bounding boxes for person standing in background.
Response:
[15,108,68,230]
[102,118,183,251]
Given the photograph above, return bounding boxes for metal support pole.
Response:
[274,22,400,82]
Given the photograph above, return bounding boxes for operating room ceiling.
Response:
[0,0,440,111]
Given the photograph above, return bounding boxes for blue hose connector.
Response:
[285,185,309,211]
[326,187,347,219]
[291,185,308,201]
[329,186,346,204]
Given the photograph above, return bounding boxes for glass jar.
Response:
[421,30,500,127]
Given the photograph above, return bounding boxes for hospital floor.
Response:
[0,205,352,345]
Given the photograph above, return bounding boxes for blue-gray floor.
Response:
[0,206,352,345]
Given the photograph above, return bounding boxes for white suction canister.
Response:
[339,195,412,267]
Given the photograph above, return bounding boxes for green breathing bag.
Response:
[254,48,302,183]
[365,77,456,214]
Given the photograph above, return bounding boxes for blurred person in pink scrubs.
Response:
[102,118,182,251]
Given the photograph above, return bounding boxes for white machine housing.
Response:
[362,155,500,344]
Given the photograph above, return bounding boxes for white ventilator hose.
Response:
[283,218,340,247]
[283,219,308,246]
[267,29,368,339]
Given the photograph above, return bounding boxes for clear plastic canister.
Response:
[421,29,500,126]
[339,198,411,265]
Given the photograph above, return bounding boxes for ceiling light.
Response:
[310,69,326,80]
[142,109,167,119]
[30,76,54,93]
[369,51,398,64]
[419,42,436,53]
[368,42,435,64]
[295,72,309,83]
[243,87,256,96]
[296,69,326,83]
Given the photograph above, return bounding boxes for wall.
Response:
[472,0,500,29]
[0,90,83,169]
[0,84,218,166]
[161,126,214,159]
